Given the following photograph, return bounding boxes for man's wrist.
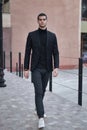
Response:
[54,68,58,70]
[24,69,29,71]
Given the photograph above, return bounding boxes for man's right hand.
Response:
[24,70,29,79]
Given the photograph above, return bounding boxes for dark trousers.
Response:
[32,68,50,118]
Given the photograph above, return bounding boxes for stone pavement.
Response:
[51,67,87,109]
[25,67,87,109]
[0,71,87,130]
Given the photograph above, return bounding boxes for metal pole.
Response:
[19,52,21,77]
[78,58,83,106]
[0,0,6,87]
[10,51,12,72]
[16,62,18,76]
[3,51,5,69]
[21,64,23,78]
[49,72,52,92]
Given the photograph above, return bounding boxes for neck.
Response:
[39,27,47,30]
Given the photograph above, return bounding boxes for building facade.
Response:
[3,0,85,70]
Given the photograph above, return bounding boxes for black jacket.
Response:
[24,29,59,72]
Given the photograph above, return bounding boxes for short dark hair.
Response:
[37,13,47,20]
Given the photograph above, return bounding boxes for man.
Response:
[24,13,59,129]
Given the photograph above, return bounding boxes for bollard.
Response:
[16,62,18,76]
[21,64,23,78]
[10,51,12,72]
[49,72,52,92]
[19,52,21,77]
[3,51,5,69]
[78,58,83,106]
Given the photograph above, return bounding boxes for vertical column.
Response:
[10,51,12,72]
[78,58,83,106]
[0,1,6,87]
[19,52,21,77]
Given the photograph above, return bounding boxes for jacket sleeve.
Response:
[24,33,32,70]
[53,34,59,68]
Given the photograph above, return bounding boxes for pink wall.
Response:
[10,0,81,69]
[3,28,12,68]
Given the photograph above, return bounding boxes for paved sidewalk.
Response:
[0,71,87,130]
[51,67,87,108]
[24,67,87,109]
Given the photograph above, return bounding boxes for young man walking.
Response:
[24,13,59,129]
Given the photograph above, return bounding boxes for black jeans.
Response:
[32,68,50,118]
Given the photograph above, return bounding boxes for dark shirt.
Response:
[37,28,47,69]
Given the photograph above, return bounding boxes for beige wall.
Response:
[10,0,81,69]
[81,21,87,33]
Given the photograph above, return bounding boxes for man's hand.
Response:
[53,68,58,77]
[24,70,29,79]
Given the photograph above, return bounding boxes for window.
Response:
[82,0,87,20]
[81,33,87,63]
[2,0,10,13]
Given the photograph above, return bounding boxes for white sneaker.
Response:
[38,118,45,129]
